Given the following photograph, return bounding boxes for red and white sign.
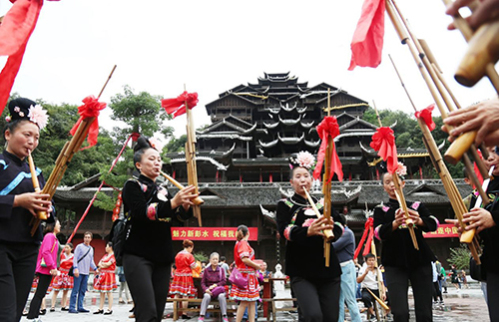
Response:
[423,224,459,238]
[171,227,258,241]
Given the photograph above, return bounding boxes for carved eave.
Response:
[197,133,252,141]
[359,142,376,156]
[340,117,378,131]
[263,121,279,129]
[170,157,229,171]
[267,107,281,115]
[259,139,279,148]
[297,106,307,114]
[280,102,298,112]
[278,114,301,126]
[333,132,375,142]
[278,133,305,145]
[222,143,237,157]
[389,120,397,129]
[300,120,314,129]
[241,123,257,135]
[304,138,321,147]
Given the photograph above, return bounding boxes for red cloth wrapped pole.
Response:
[0,0,59,113]
[161,91,198,118]
[348,0,386,70]
[354,217,374,259]
[313,116,343,182]
[370,127,398,174]
[69,95,107,148]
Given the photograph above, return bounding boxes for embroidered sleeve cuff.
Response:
[374,225,381,240]
[147,203,158,221]
[190,261,197,269]
[239,251,250,259]
[283,225,296,241]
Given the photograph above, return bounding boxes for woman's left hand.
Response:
[50,269,58,276]
[171,185,198,209]
[463,208,496,232]
[407,209,423,226]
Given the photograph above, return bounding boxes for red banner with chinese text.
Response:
[171,227,258,241]
[422,224,459,238]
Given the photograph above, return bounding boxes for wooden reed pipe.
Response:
[160,171,204,206]
[28,151,47,220]
[302,188,335,242]
[367,288,390,311]
[392,174,419,250]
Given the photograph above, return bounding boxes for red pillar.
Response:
[269,173,273,183]
[419,166,423,179]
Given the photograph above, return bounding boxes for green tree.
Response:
[447,245,470,270]
[95,86,175,211]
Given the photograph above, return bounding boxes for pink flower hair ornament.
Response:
[28,104,49,130]
[290,151,316,170]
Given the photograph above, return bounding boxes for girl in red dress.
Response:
[93,241,117,315]
[170,239,197,319]
[50,243,74,311]
[229,225,263,322]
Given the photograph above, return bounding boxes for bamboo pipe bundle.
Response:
[386,2,486,258]
[371,240,388,315]
[302,188,335,243]
[28,150,47,220]
[184,86,202,226]
[160,171,204,206]
[30,65,116,236]
[367,288,390,311]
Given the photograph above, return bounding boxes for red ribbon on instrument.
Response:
[161,91,198,118]
[69,96,107,148]
[415,104,436,131]
[370,127,398,174]
[348,0,385,70]
[0,0,59,114]
[313,116,343,183]
[354,217,374,259]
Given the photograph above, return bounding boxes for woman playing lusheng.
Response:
[50,243,74,311]
[122,136,196,322]
[0,98,54,322]
[276,152,344,322]
[169,239,197,319]
[374,168,438,322]
[93,241,117,315]
[229,225,263,322]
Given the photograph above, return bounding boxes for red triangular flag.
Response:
[348,0,386,70]
[161,91,198,119]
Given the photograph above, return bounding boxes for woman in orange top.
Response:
[229,225,264,322]
[93,242,117,315]
[50,243,74,311]
[170,239,197,319]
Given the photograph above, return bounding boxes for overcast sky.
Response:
[1,0,496,144]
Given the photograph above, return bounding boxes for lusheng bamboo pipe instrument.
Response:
[160,171,204,206]
[28,150,47,220]
[371,239,388,316]
[372,101,418,250]
[302,188,335,242]
[388,53,482,263]
[367,288,390,311]
[30,65,116,236]
[440,0,499,162]
[184,85,202,226]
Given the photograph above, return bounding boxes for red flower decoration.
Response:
[69,96,107,148]
[415,104,436,131]
[161,91,198,118]
[313,116,343,182]
[370,127,398,174]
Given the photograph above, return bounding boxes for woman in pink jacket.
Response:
[27,220,61,321]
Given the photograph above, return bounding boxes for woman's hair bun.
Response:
[134,136,153,153]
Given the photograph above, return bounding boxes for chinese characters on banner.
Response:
[422,224,459,238]
[171,227,258,241]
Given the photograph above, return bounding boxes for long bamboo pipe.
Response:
[302,188,335,242]
[160,171,204,206]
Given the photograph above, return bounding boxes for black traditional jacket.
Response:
[122,175,192,264]
[374,199,438,269]
[276,193,344,280]
[0,150,55,244]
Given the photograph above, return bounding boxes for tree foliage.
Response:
[447,245,470,270]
